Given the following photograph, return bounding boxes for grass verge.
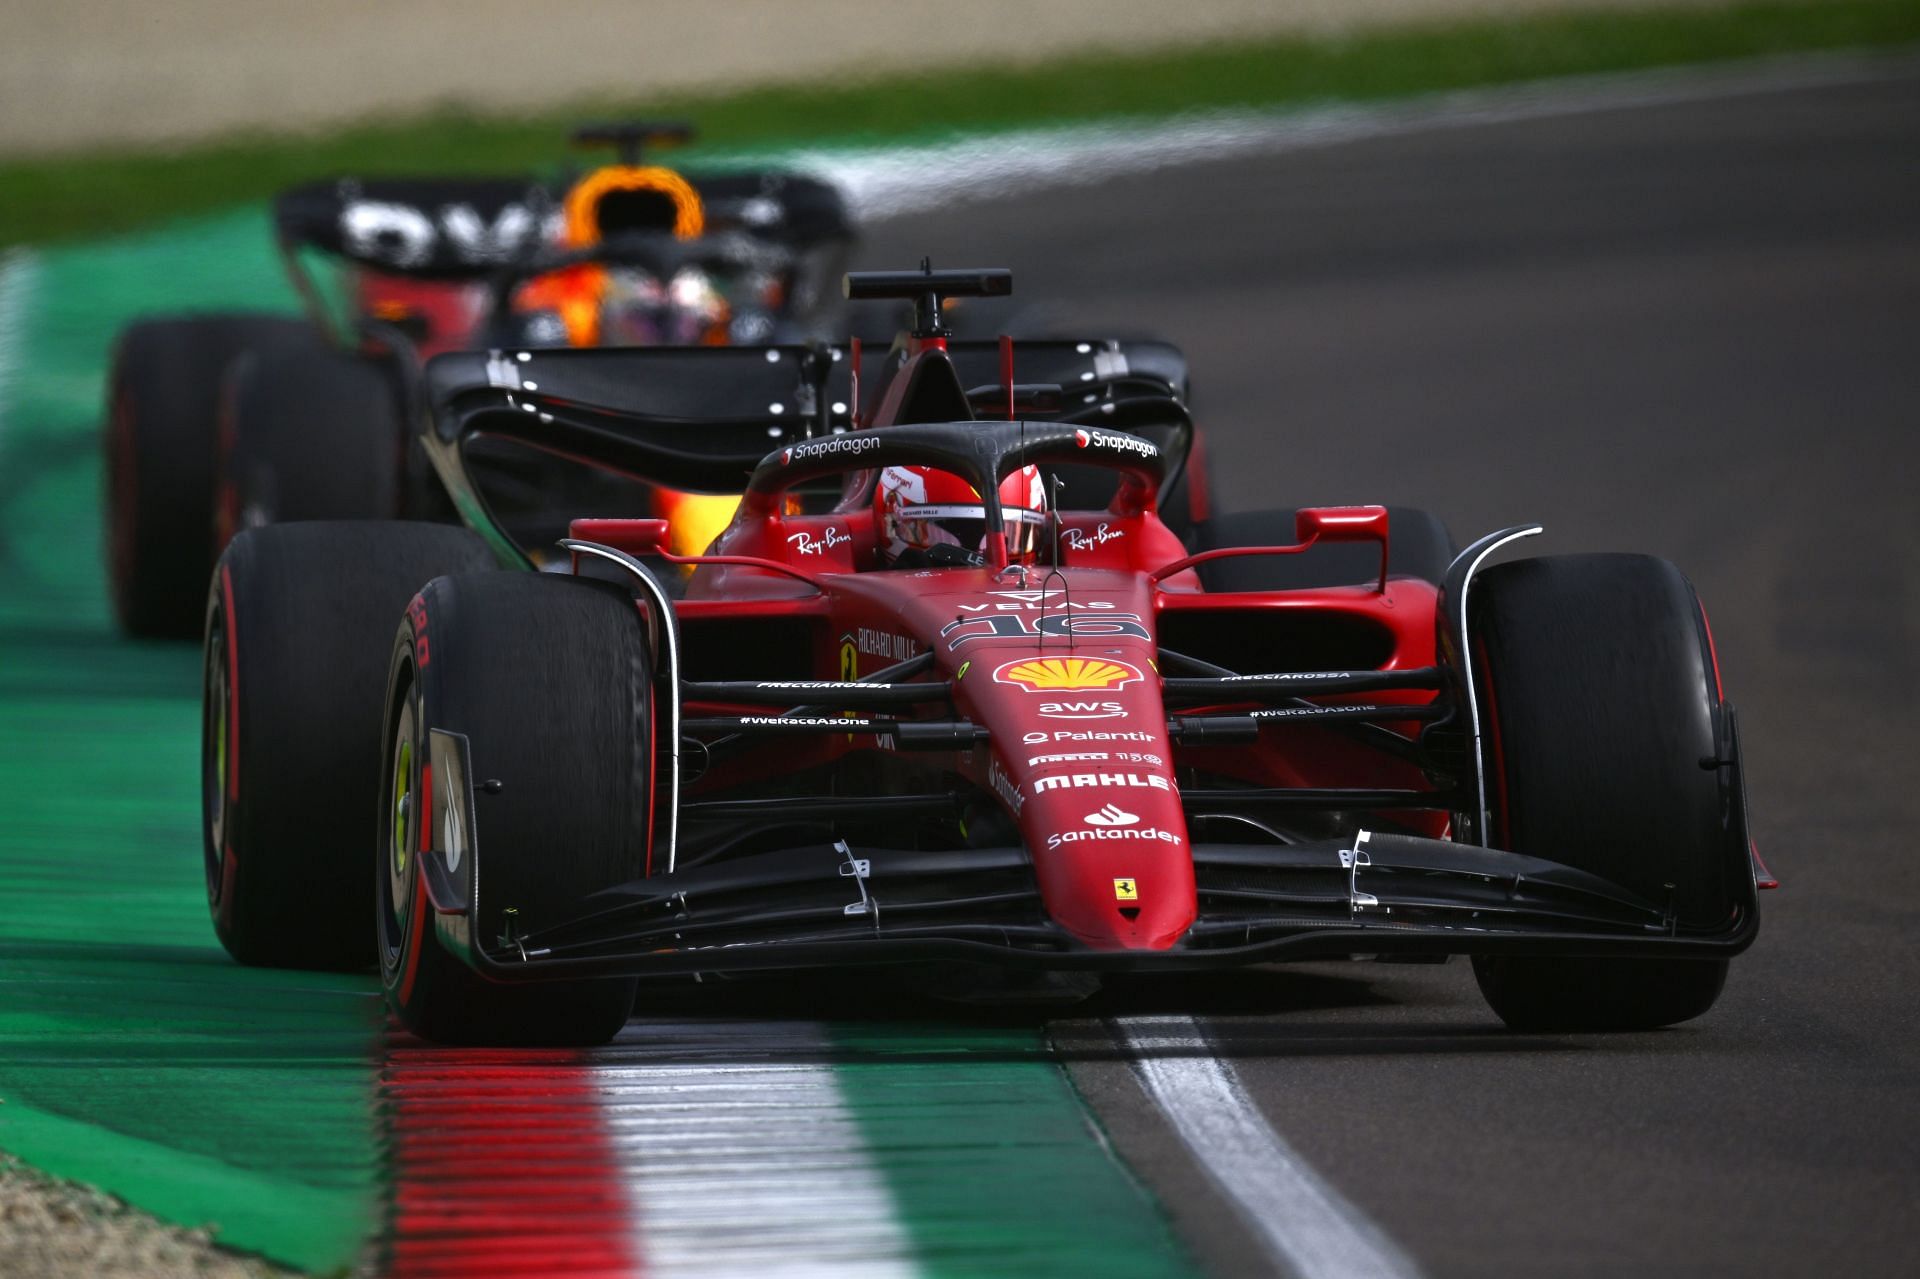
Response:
[3,0,1918,248]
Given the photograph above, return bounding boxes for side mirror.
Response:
[568,518,671,558]
[1295,505,1389,592]
[1294,505,1389,545]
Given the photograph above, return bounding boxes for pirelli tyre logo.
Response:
[781,434,882,465]
[1072,428,1158,459]
[994,656,1142,693]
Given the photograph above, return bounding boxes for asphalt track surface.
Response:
[853,60,1920,1278]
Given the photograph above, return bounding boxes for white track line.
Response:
[770,50,1920,222]
[1118,1015,1423,1279]
[0,248,38,454]
[594,1019,919,1279]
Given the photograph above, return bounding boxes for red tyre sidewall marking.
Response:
[213,564,244,925]
[1698,601,1725,701]
[222,564,240,804]
[397,651,431,1009]
[396,866,429,1009]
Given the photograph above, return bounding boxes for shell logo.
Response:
[994,656,1143,693]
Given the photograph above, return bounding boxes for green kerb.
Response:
[0,215,379,1275]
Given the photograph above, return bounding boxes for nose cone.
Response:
[972,647,1196,950]
[1022,772,1196,949]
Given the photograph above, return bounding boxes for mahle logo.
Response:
[994,656,1142,693]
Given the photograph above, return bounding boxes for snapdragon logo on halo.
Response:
[1072,428,1157,459]
[781,433,882,465]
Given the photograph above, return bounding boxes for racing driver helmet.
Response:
[875,464,1048,567]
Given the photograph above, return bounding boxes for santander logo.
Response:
[1084,804,1138,827]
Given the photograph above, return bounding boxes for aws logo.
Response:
[1038,700,1125,720]
[994,656,1142,693]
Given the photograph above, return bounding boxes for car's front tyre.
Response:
[378,571,651,1046]
[1467,552,1738,1032]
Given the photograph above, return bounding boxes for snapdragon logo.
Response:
[1072,428,1158,459]
[781,434,881,465]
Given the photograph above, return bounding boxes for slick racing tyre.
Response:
[379,572,650,1046]
[105,314,308,638]
[217,333,404,545]
[204,521,496,968]
[1467,553,1733,1032]
[1198,506,1455,592]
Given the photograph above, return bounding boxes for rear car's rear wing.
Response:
[275,177,562,277]
[275,171,856,278]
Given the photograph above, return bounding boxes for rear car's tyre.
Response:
[203,521,497,968]
[1199,506,1455,592]
[1467,553,1733,1031]
[105,314,309,638]
[217,334,404,544]
[378,572,650,1046]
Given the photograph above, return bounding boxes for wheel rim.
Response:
[202,620,229,898]
[380,671,419,973]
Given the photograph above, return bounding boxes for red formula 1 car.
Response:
[202,268,1763,1046]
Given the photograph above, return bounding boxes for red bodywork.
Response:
[572,329,1443,955]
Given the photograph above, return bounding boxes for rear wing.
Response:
[424,337,1188,453]
[419,337,1191,556]
[425,344,835,493]
[275,171,854,278]
[274,178,560,278]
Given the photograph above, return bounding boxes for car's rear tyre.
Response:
[105,314,308,638]
[378,572,650,1046]
[1467,553,1733,1032]
[218,334,404,545]
[1199,506,1455,592]
[203,521,497,968]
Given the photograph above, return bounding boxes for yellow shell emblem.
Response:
[994,656,1142,693]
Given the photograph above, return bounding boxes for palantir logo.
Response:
[1084,804,1139,828]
